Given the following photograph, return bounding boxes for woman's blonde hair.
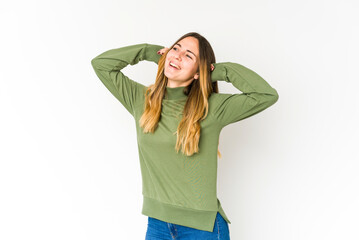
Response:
[139,32,221,157]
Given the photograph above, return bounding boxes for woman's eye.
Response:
[172,47,192,59]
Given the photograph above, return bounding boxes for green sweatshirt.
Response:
[91,43,279,232]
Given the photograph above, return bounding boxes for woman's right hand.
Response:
[157,47,169,55]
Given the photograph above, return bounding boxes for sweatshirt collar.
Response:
[164,86,188,100]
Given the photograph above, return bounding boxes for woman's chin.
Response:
[164,71,175,79]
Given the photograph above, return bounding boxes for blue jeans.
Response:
[145,212,230,240]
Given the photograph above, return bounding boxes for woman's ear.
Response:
[194,72,199,80]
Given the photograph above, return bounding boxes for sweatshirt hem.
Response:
[141,195,230,232]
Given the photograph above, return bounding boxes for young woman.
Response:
[91,32,279,240]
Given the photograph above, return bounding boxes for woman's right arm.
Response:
[91,43,164,116]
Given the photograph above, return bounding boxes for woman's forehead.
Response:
[176,37,199,57]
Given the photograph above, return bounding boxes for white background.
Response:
[1,0,358,239]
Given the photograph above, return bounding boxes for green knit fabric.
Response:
[91,43,279,232]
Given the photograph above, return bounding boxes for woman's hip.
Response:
[145,212,230,240]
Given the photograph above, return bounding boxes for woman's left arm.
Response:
[210,62,279,127]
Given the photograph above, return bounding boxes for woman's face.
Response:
[164,36,200,87]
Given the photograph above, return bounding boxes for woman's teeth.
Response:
[170,62,180,70]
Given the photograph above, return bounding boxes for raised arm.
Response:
[91,43,164,116]
[210,62,279,127]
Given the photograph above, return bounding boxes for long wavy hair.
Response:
[139,32,221,157]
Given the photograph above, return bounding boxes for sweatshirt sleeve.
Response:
[91,43,165,116]
[210,62,279,127]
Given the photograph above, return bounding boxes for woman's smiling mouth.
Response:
[169,61,181,70]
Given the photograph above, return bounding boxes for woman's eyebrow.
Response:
[175,43,197,58]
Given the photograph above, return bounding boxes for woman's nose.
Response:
[174,51,183,60]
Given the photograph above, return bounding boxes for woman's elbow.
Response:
[268,90,279,106]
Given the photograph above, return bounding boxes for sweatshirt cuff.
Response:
[210,63,226,82]
[145,43,165,64]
